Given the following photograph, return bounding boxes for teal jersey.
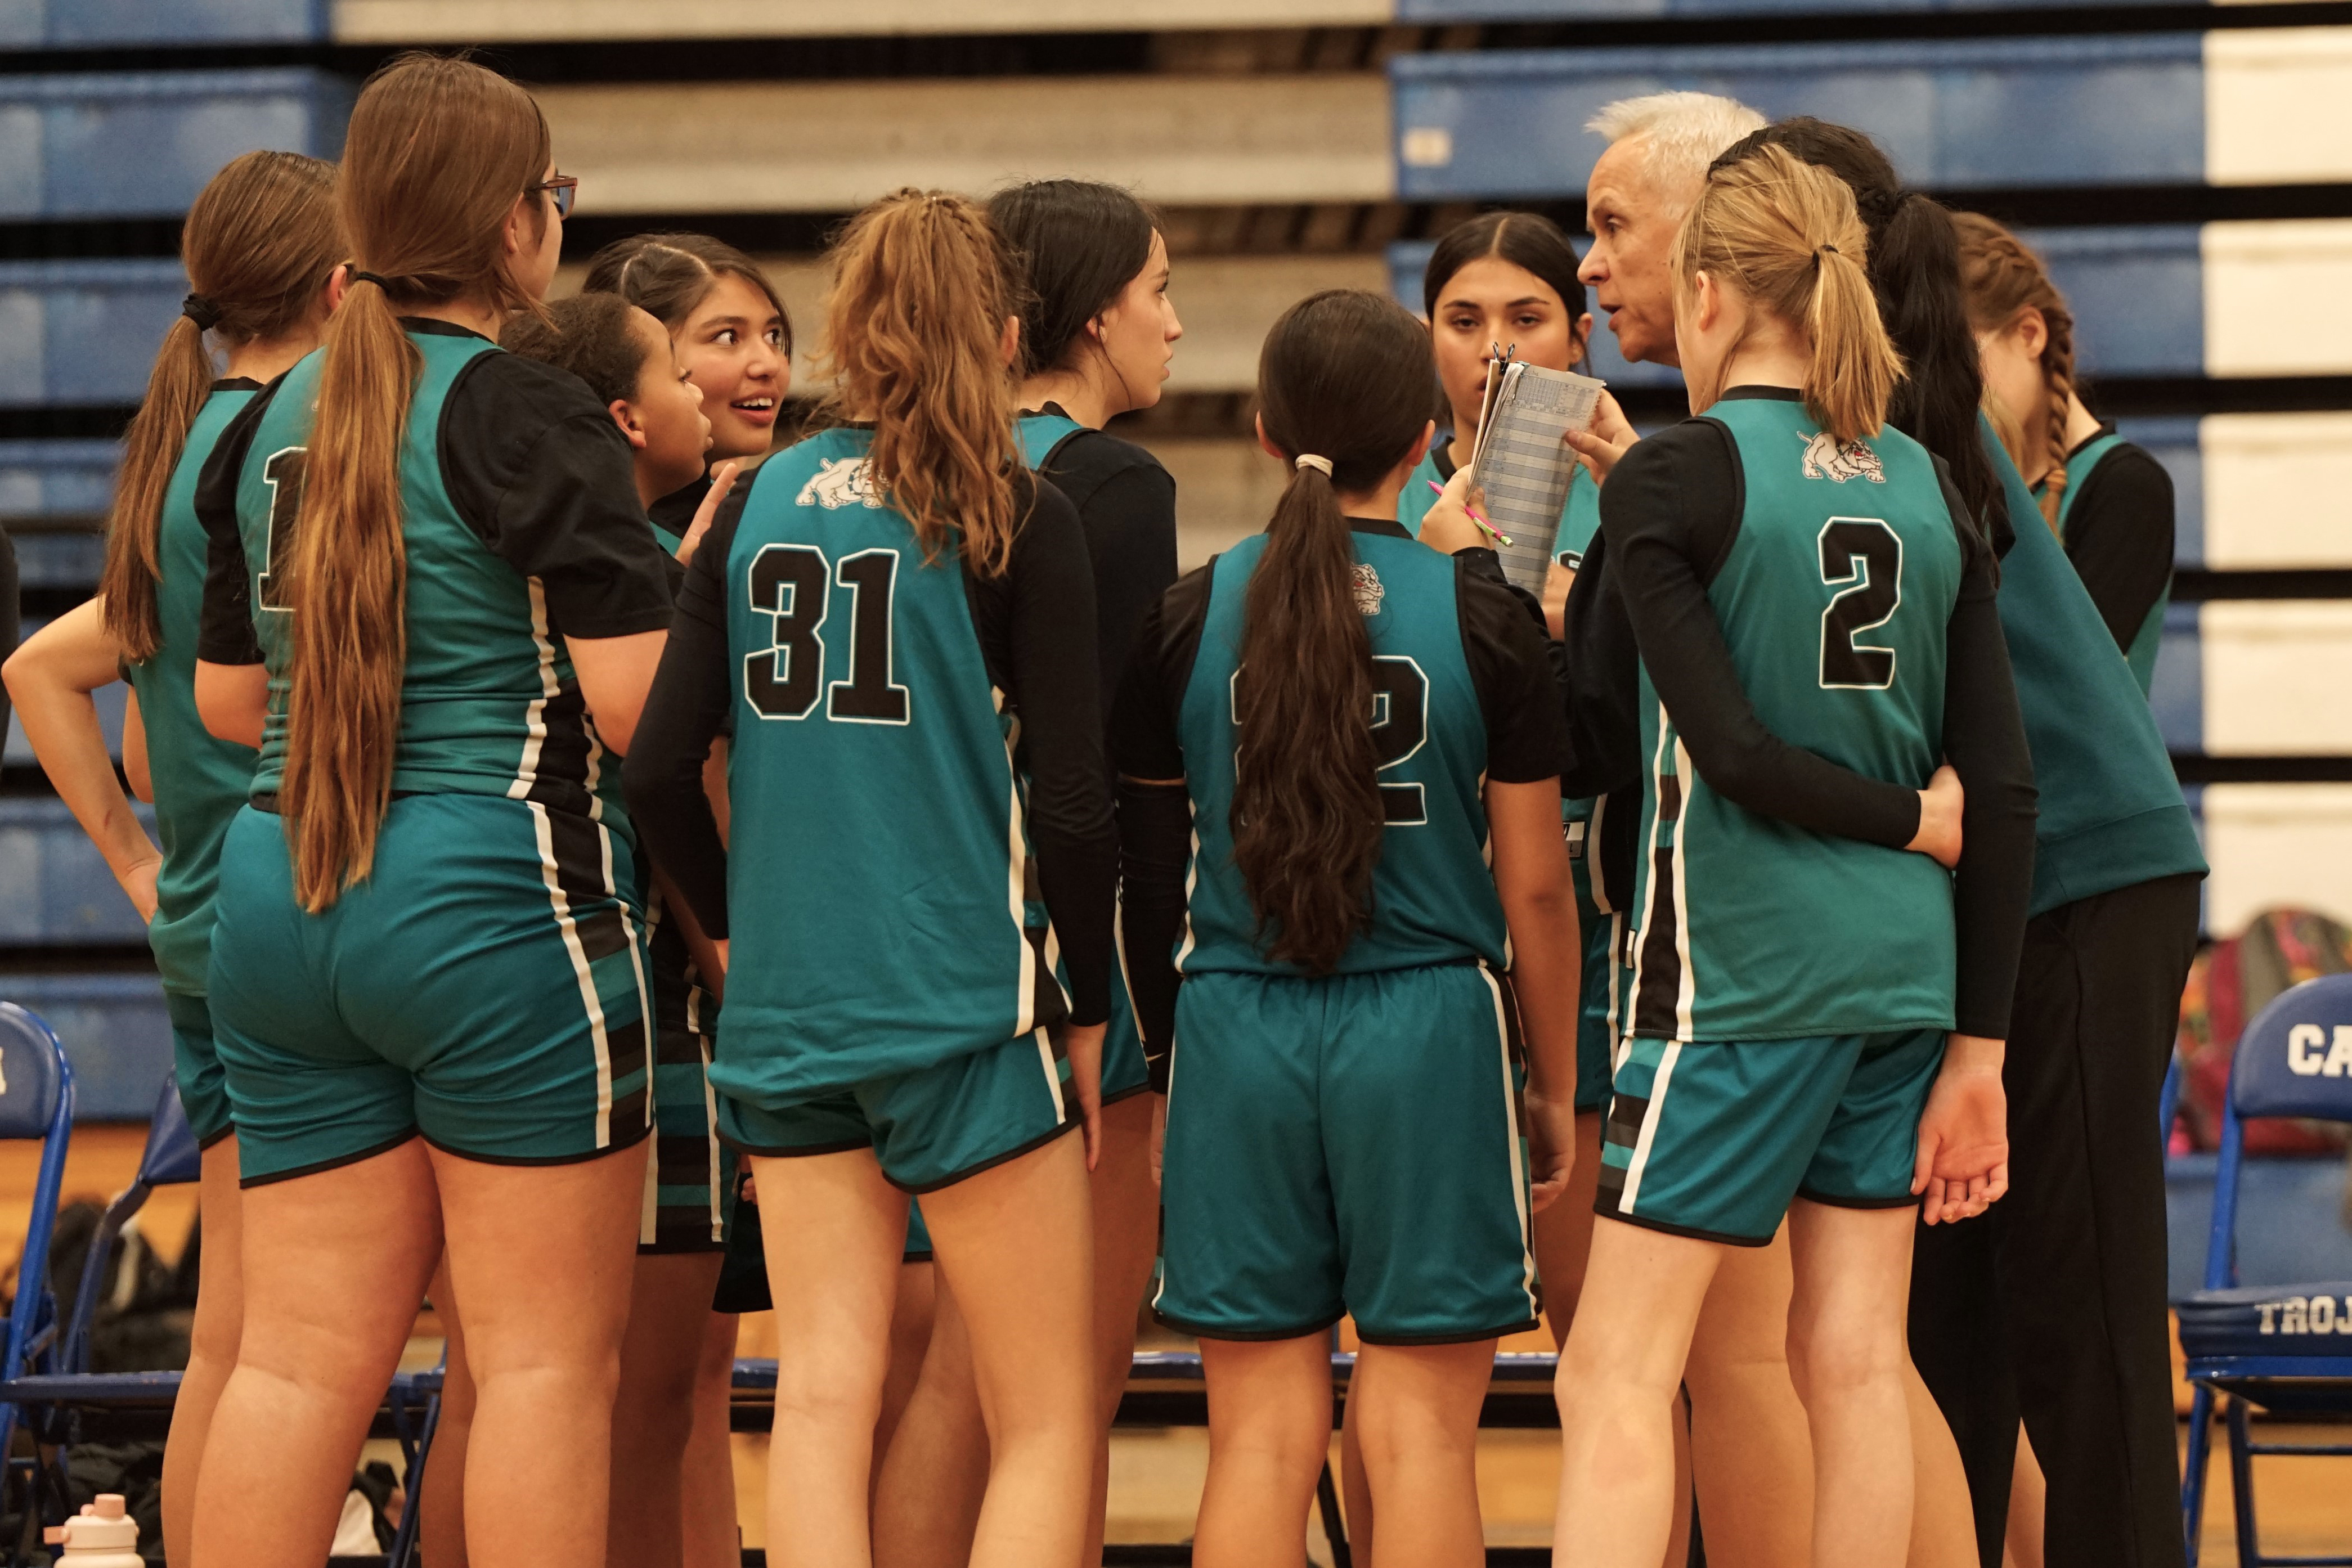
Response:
[129,385,262,996]
[2052,431,2167,697]
[712,426,1064,1102]
[1629,400,1963,1042]
[1018,410,1087,469]
[1399,442,1604,568]
[1175,528,1511,976]
[230,329,635,832]
[1980,420,2204,914]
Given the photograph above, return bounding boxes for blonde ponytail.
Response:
[1671,143,1902,444]
[281,53,553,909]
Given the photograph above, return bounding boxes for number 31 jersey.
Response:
[1115,518,1573,980]
[1626,395,1965,1043]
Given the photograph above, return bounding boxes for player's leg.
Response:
[419,1257,474,1568]
[162,1132,241,1568]
[1194,1335,1335,1567]
[433,1143,648,1567]
[1785,1198,1918,1568]
[609,1252,728,1568]
[876,1249,937,1468]
[1995,877,2198,1568]
[1087,1089,1162,1562]
[680,1310,743,1568]
[746,1141,908,1566]
[1684,1227,1815,1567]
[1906,1358,1982,1568]
[919,1128,1096,1568]
[873,1268,990,1568]
[1555,1217,1722,1567]
[1349,1340,1496,1568]
[188,1140,443,1568]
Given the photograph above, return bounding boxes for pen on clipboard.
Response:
[1428,480,1513,548]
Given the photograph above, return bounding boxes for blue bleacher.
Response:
[0,975,167,1122]
[1392,36,2206,200]
[0,0,324,48]
[0,446,118,528]
[0,260,188,407]
[0,798,153,946]
[2152,601,2203,756]
[0,70,349,221]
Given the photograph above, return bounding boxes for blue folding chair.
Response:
[2177,973,2352,1567]
[0,1005,76,1529]
[59,1075,199,1379]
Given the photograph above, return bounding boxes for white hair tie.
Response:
[1294,453,1334,477]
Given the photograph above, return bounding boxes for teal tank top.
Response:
[1630,401,1963,1042]
[2050,430,2167,697]
[129,387,262,996]
[713,426,1062,1102]
[234,329,629,833]
[1177,527,1509,976]
[1979,420,2204,914]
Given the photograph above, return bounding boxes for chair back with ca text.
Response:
[2176,972,2352,1567]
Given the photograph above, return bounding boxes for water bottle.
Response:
[43,1494,142,1566]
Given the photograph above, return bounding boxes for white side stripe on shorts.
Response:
[1618,1040,1684,1213]
[529,801,620,1148]
[1479,965,1539,1320]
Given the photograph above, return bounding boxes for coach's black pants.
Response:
[1910,872,2201,1568]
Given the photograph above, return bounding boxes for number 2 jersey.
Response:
[1605,389,2035,1043]
[1113,516,1574,999]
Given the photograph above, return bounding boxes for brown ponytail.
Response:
[284,53,553,910]
[1952,210,2078,529]
[1235,290,1435,973]
[101,151,336,662]
[817,189,1023,576]
[1671,144,1902,444]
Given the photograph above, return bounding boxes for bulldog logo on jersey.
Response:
[1352,563,1385,617]
[1797,430,1887,485]
[798,456,886,510]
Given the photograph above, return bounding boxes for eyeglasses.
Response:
[532,174,579,219]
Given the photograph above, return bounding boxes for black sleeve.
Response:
[1554,531,1644,799]
[967,480,1119,1026]
[1602,423,1922,848]
[1938,475,2039,1041]
[439,353,677,641]
[1107,572,1215,1090]
[1109,568,1212,784]
[1056,451,1180,727]
[620,493,745,939]
[2059,445,2174,655]
[195,382,276,665]
[1118,777,1191,1091]
[1457,564,1575,783]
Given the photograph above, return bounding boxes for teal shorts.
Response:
[1156,963,1541,1345]
[719,1026,1078,1193]
[168,991,233,1149]
[643,900,730,1253]
[209,797,654,1186]
[1100,969,1152,1104]
[1596,1028,1946,1246]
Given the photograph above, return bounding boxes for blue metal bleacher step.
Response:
[0,971,168,1120]
[0,259,196,408]
[0,0,325,48]
[1392,35,2206,201]
[0,448,119,529]
[0,796,152,943]
[0,69,352,221]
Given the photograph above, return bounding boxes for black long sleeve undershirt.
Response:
[2057,435,2174,655]
[1600,404,2037,1039]
[623,471,1121,1024]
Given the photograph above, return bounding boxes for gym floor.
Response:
[8,1127,2345,1563]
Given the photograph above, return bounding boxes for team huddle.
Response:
[3,47,2209,1568]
